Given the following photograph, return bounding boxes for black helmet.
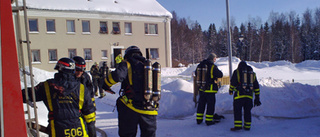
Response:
[124,45,142,59]
[54,57,75,73]
[238,61,247,71]
[73,56,86,71]
[102,62,107,66]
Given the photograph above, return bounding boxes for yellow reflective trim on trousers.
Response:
[245,122,251,125]
[84,112,96,123]
[197,113,204,116]
[244,125,251,128]
[44,82,56,136]
[125,61,133,85]
[80,117,88,137]
[120,98,158,115]
[206,114,213,118]
[206,118,213,121]
[235,125,242,127]
[197,117,203,120]
[210,65,214,78]
[234,121,242,124]
[79,84,84,110]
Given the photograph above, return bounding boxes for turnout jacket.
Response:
[22,72,96,137]
[77,72,95,98]
[229,65,260,100]
[196,59,223,93]
[103,55,158,115]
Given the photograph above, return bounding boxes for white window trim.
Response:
[32,62,41,64]
[48,61,58,64]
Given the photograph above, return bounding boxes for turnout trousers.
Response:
[196,92,216,124]
[116,98,157,137]
[233,98,253,130]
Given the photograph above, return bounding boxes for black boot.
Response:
[197,119,203,125]
[206,121,215,126]
[230,127,242,131]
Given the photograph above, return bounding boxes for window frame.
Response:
[48,49,58,62]
[99,21,108,34]
[101,50,108,59]
[82,20,91,34]
[46,19,56,33]
[124,22,132,35]
[84,48,92,61]
[150,48,159,59]
[31,49,41,63]
[68,49,77,58]
[144,23,158,35]
[28,19,39,33]
[112,22,121,34]
[66,20,75,33]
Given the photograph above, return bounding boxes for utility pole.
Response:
[226,0,233,80]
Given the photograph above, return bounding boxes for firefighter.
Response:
[102,46,158,137]
[22,57,96,137]
[73,56,97,137]
[196,53,223,126]
[90,62,100,96]
[98,62,109,98]
[229,61,261,131]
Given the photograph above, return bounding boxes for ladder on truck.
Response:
[12,0,41,136]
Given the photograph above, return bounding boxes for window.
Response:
[99,21,108,34]
[84,48,92,60]
[150,48,159,59]
[101,50,108,59]
[125,22,132,34]
[145,23,158,34]
[46,19,55,32]
[29,19,38,32]
[66,20,75,33]
[82,20,90,33]
[68,49,77,58]
[31,49,41,62]
[48,49,57,61]
[112,22,120,34]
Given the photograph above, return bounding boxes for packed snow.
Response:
[21,57,320,137]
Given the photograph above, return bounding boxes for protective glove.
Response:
[104,85,115,94]
[254,96,261,107]
[229,88,233,95]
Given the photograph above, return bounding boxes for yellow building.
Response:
[14,0,172,71]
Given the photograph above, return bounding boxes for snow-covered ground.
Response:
[21,57,320,137]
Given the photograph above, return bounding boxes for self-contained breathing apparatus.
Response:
[196,62,207,90]
[240,65,254,93]
[143,49,161,110]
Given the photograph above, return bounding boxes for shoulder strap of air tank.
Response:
[210,64,215,78]
[123,60,133,85]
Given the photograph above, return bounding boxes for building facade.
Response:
[16,0,172,71]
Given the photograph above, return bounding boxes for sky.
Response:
[22,57,320,137]
[156,0,320,30]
